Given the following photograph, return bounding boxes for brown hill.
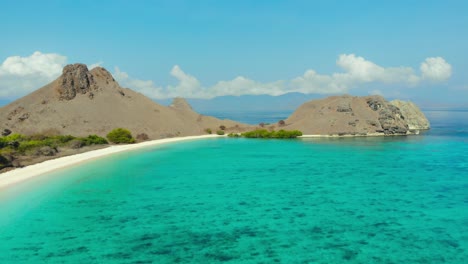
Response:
[282,95,430,135]
[0,64,248,139]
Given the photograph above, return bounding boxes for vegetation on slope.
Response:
[228,129,303,139]
[0,133,110,170]
[0,133,109,155]
[106,128,136,144]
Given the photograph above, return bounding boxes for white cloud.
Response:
[0,52,453,100]
[114,67,165,98]
[0,51,67,98]
[88,61,103,70]
[115,66,286,99]
[119,53,445,99]
[420,57,452,81]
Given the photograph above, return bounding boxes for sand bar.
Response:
[0,134,220,189]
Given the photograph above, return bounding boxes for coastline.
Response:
[0,131,424,189]
[0,134,220,190]
[299,131,421,138]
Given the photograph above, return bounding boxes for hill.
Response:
[281,95,429,136]
[0,64,247,139]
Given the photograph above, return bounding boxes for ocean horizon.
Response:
[0,109,467,263]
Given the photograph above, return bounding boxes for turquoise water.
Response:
[0,112,467,263]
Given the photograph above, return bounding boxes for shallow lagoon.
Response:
[0,111,467,263]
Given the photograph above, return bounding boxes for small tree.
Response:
[106,128,135,144]
[259,122,265,128]
[278,120,286,127]
[205,128,212,134]
[216,130,225,135]
[219,125,226,131]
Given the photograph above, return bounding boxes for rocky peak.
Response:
[90,67,115,82]
[57,63,97,100]
[170,97,193,111]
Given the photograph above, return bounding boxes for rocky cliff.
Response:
[283,95,429,136]
[390,100,430,130]
[0,64,248,139]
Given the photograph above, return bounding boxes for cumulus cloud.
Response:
[114,67,165,98]
[116,54,450,99]
[0,51,67,98]
[115,66,286,99]
[0,52,453,100]
[420,57,452,81]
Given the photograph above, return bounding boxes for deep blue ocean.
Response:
[0,110,467,263]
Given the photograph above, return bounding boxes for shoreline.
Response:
[0,131,424,189]
[0,134,220,190]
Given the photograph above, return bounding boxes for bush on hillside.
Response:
[81,135,108,145]
[216,130,225,135]
[106,128,135,144]
[204,128,212,134]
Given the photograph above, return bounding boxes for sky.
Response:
[1,0,467,108]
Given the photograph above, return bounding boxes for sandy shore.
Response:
[299,131,418,138]
[0,134,220,189]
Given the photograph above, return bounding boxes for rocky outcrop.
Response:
[390,100,430,130]
[35,146,57,156]
[284,95,428,136]
[366,96,409,135]
[57,64,97,100]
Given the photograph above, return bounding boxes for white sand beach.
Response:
[0,134,220,189]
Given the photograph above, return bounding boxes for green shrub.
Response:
[205,128,212,134]
[242,129,272,138]
[53,135,76,143]
[227,133,241,138]
[216,130,225,135]
[240,129,302,139]
[106,128,135,144]
[17,140,46,153]
[3,133,25,143]
[82,135,108,145]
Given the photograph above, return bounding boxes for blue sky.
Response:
[1,0,467,107]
